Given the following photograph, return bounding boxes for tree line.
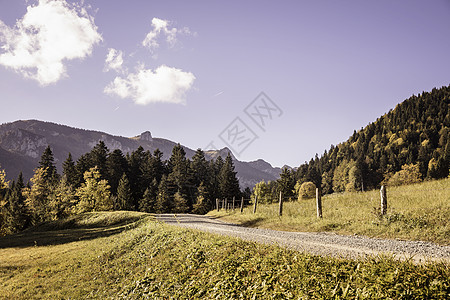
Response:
[0,143,245,235]
[251,85,450,203]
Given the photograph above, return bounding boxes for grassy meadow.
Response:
[0,211,448,299]
[209,178,450,245]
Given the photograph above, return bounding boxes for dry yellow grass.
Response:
[209,178,450,244]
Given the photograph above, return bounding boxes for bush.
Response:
[296,181,316,200]
[387,164,422,186]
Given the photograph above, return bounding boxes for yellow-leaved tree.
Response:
[76,167,112,213]
[24,167,54,225]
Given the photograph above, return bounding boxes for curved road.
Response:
[156,214,450,264]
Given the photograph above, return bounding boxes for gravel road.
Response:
[156,214,450,264]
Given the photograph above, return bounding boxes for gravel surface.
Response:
[156,214,450,264]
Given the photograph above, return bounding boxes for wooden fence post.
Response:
[316,188,322,218]
[224,198,227,212]
[253,195,258,214]
[232,196,235,210]
[240,197,244,213]
[380,185,387,215]
[216,198,219,211]
[278,191,283,216]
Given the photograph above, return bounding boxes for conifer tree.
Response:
[5,172,28,233]
[116,173,133,211]
[167,144,193,209]
[173,192,189,213]
[192,182,210,214]
[219,153,241,199]
[128,146,147,208]
[106,149,129,195]
[139,180,157,213]
[155,175,171,213]
[190,149,209,187]
[39,146,58,182]
[89,141,109,178]
[276,167,295,199]
[63,153,77,188]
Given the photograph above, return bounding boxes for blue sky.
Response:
[1,0,449,167]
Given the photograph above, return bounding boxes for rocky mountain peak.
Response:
[139,131,153,142]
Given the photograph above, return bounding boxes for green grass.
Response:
[0,211,448,299]
[209,178,450,245]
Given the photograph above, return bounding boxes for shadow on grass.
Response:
[0,212,151,249]
[240,218,265,228]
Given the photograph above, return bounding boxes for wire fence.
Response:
[216,185,449,218]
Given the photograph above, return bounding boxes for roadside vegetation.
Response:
[0,211,448,299]
[209,178,450,245]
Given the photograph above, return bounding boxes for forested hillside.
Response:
[0,143,245,235]
[296,85,450,193]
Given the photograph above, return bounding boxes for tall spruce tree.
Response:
[219,153,241,199]
[62,153,77,188]
[190,149,209,187]
[139,179,158,213]
[116,173,133,211]
[39,146,58,182]
[89,141,109,178]
[7,172,28,231]
[155,175,171,213]
[128,146,147,209]
[106,149,129,195]
[167,144,193,210]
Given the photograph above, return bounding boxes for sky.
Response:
[1,0,449,168]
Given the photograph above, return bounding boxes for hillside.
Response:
[296,85,450,193]
[0,211,447,298]
[0,120,281,187]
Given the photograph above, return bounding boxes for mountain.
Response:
[0,120,281,187]
[295,85,450,193]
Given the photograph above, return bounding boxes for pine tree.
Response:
[128,146,147,209]
[173,192,189,213]
[89,141,109,178]
[151,149,166,182]
[155,175,171,213]
[39,146,58,182]
[5,172,28,232]
[62,153,77,188]
[106,149,129,195]
[219,153,241,199]
[139,180,157,213]
[192,182,210,214]
[276,167,295,199]
[167,144,193,210]
[116,173,133,211]
[190,149,209,187]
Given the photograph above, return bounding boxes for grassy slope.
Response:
[209,178,450,245]
[0,211,448,299]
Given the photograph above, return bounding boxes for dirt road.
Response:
[156,214,450,264]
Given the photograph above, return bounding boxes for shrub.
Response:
[387,163,422,186]
[296,181,316,200]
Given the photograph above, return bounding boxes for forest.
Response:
[0,143,245,235]
[240,86,450,204]
[0,85,449,235]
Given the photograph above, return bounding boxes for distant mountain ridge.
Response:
[0,120,282,187]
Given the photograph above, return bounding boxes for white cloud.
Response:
[142,17,192,52]
[0,0,102,85]
[104,65,195,105]
[104,48,125,73]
